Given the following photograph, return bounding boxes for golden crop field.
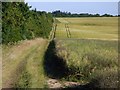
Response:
[55,17,118,40]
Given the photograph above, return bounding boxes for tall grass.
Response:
[55,39,118,88]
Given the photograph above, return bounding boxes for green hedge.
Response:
[2,2,53,44]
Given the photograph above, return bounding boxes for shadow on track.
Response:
[43,40,69,79]
[43,40,95,89]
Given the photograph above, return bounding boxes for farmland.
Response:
[51,17,118,88]
[55,17,118,40]
[2,17,119,88]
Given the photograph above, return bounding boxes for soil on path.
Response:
[47,78,82,88]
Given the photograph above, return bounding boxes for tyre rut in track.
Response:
[65,24,71,38]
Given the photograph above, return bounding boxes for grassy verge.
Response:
[2,45,38,88]
[55,39,118,88]
[25,40,49,88]
[15,39,49,88]
[14,45,39,88]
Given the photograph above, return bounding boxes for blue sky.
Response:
[25,2,118,15]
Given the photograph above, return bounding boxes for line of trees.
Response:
[2,2,53,44]
[52,10,116,17]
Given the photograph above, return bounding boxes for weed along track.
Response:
[45,38,118,88]
[44,40,87,88]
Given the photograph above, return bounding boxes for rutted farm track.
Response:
[65,24,71,38]
[2,17,118,89]
[2,39,85,89]
[2,38,49,88]
[2,19,84,89]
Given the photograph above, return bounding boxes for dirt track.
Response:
[2,38,48,88]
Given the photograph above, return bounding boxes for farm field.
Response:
[51,17,118,88]
[2,17,119,89]
[2,1,119,89]
[55,17,118,40]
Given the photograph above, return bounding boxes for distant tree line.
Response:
[2,2,53,44]
[52,10,116,17]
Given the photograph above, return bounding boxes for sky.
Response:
[25,1,119,15]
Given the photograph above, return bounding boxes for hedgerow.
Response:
[2,2,53,44]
